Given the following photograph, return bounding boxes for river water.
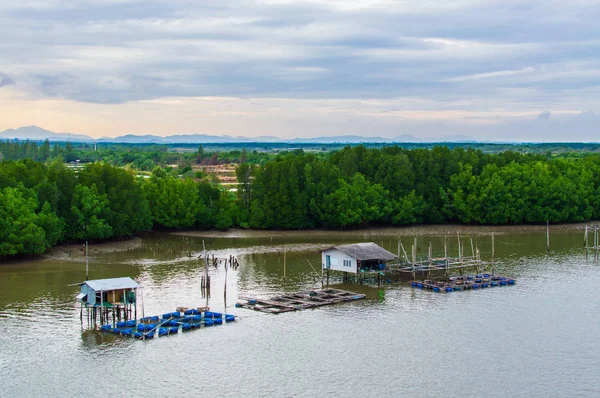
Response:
[0,228,599,397]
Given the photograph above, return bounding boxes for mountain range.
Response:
[0,125,479,144]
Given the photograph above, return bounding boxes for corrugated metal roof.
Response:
[326,242,396,261]
[84,277,139,291]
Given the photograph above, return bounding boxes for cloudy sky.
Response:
[1,0,599,141]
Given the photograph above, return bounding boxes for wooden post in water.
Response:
[400,242,409,264]
[546,220,550,252]
[99,289,104,326]
[594,227,598,262]
[283,244,287,278]
[584,226,588,260]
[411,244,416,280]
[444,235,448,278]
[413,238,418,261]
[457,232,461,263]
[460,240,464,275]
[470,238,475,259]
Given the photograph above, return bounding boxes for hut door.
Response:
[325,255,331,269]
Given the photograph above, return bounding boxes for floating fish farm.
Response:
[235,288,366,314]
[411,274,516,293]
[99,308,236,340]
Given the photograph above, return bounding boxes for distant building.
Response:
[321,242,396,274]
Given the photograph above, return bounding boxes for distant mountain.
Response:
[0,125,94,141]
[290,135,393,143]
[394,134,477,143]
[97,134,167,143]
[439,134,478,143]
[393,134,423,142]
[0,125,479,144]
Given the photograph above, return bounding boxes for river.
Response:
[0,227,599,397]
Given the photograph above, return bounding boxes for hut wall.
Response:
[322,249,358,274]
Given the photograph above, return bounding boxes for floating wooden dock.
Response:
[410,274,515,293]
[98,307,236,340]
[235,289,366,314]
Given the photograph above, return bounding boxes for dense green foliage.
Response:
[242,146,600,228]
[2,144,600,258]
[0,159,227,257]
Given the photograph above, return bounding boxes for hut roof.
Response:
[326,242,396,261]
[84,277,139,292]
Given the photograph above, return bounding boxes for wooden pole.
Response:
[85,241,89,281]
[492,232,495,263]
[444,235,448,278]
[460,240,464,275]
[470,238,475,259]
[283,244,287,278]
[546,220,550,252]
[584,226,588,260]
[411,244,416,280]
[100,289,103,326]
[413,238,418,261]
[428,242,432,261]
[400,243,409,264]
[457,232,461,262]
[594,227,598,262]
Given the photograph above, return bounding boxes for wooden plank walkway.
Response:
[236,288,366,314]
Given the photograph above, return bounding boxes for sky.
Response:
[1,0,599,141]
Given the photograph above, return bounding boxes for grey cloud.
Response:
[0,75,15,87]
[536,111,551,120]
[0,0,599,122]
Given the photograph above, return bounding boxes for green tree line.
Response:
[2,145,600,258]
[0,159,229,257]
[239,146,600,228]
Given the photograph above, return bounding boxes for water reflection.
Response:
[1,228,599,397]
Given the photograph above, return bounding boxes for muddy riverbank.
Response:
[172,221,592,239]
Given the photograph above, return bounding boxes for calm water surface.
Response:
[0,229,599,397]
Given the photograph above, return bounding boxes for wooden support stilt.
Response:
[470,238,475,259]
[444,235,448,278]
[546,220,550,252]
[584,226,588,260]
[457,232,461,262]
[283,244,287,278]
